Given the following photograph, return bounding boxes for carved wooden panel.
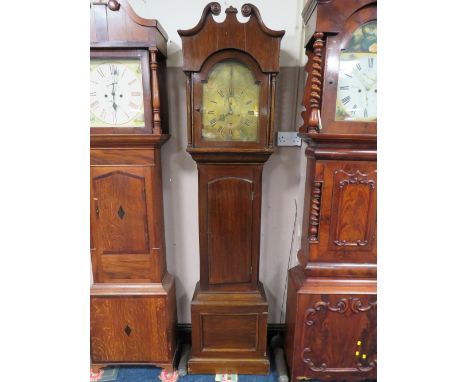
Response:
[91,166,161,283]
[90,296,167,363]
[308,160,377,265]
[198,165,262,291]
[300,294,377,377]
[329,169,376,249]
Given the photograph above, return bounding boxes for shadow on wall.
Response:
[162,67,200,323]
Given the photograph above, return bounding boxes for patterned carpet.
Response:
[111,366,279,382]
[95,353,282,382]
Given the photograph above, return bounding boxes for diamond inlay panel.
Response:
[117,206,125,219]
[124,324,132,336]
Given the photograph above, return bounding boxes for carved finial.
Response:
[210,2,221,15]
[225,5,238,14]
[107,0,120,11]
[241,4,252,17]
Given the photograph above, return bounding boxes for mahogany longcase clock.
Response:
[285,1,377,381]
[90,0,176,371]
[178,3,284,375]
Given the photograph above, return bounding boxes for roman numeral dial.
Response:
[201,60,259,142]
[334,20,377,122]
[335,53,377,122]
[90,58,145,128]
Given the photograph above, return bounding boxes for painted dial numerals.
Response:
[335,53,377,122]
[90,58,144,128]
[202,61,259,141]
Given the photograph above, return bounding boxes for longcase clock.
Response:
[178,2,284,375]
[285,1,377,381]
[89,0,176,371]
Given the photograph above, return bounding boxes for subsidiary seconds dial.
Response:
[90,58,144,128]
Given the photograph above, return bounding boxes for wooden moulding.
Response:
[187,148,274,164]
[90,134,170,148]
[91,274,175,296]
[90,0,168,54]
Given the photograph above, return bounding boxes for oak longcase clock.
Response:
[178,2,284,375]
[285,1,377,381]
[89,0,176,372]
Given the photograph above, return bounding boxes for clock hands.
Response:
[354,69,373,91]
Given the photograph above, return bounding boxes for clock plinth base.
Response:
[189,282,269,375]
[90,275,177,368]
[284,266,377,382]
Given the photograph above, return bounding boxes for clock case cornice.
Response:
[178,2,284,74]
[90,0,168,55]
[300,0,377,140]
[302,0,376,44]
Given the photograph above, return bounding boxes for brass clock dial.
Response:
[90,58,145,128]
[335,21,377,122]
[201,61,259,141]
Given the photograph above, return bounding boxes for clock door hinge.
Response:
[251,191,254,201]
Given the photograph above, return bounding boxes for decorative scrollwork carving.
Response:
[302,298,377,373]
[304,297,376,326]
[302,345,377,373]
[301,348,327,372]
[308,32,325,133]
[309,181,322,242]
[339,177,375,189]
[357,360,377,372]
[333,239,369,247]
[107,0,120,11]
[210,2,221,15]
[241,4,253,17]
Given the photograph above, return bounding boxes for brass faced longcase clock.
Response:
[178,2,284,375]
[90,0,176,371]
[285,1,377,381]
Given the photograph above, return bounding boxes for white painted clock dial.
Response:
[335,53,377,122]
[90,59,144,128]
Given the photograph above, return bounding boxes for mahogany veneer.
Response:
[285,1,377,381]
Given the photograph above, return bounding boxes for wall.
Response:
[127,0,308,323]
